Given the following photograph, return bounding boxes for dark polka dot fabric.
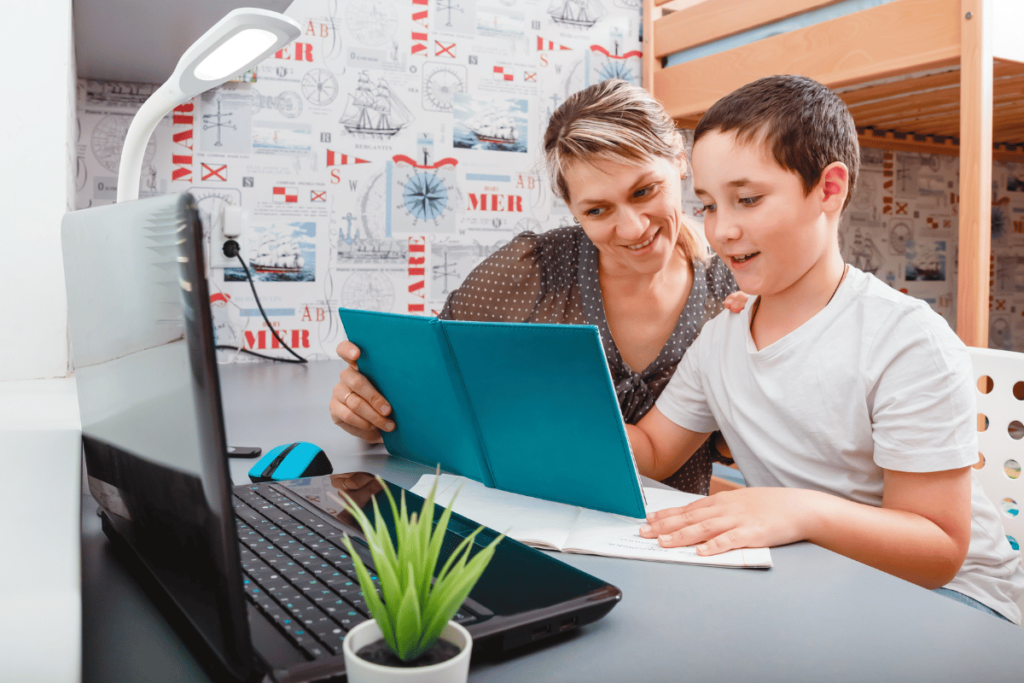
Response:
[440,226,738,495]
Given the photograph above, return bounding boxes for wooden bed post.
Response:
[642,0,662,93]
[957,0,993,348]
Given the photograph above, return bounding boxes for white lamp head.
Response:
[166,8,301,101]
[117,8,301,203]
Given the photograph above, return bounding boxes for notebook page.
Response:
[410,474,580,550]
[641,486,771,566]
[642,486,705,514]
[562,505,772,568]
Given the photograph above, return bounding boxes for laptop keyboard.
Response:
[232,484,477,660]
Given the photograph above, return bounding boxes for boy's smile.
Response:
[691,130,845,307]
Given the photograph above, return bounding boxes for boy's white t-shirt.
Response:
[657,265,1024,623]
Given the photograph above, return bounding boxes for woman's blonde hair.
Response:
[544,79,703,262]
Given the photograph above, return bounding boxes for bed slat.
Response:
[653,0,846,59]
[653,0,960,121]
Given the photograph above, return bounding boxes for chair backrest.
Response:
[967,347,1024,612]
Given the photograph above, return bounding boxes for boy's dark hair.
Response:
[694,75,859,211]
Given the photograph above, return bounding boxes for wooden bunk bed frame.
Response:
[642,0,1024,348]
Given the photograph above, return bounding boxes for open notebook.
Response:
[411,474,772,570]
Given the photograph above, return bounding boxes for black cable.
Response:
[219,241,307,364]
[215,344,306,363]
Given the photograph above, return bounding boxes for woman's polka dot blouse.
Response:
[440,226,738,495]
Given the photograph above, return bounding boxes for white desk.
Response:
[82,360,1024,682]
[2,378,81,683]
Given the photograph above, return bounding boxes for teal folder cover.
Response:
[338,308,647,518]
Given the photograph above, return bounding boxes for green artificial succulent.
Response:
[339,475,504,662]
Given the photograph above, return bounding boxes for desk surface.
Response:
[83,360,1024,682]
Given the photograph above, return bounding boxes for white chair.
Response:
[967,347,1024,617]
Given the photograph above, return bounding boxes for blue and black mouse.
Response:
[248,442,333,483]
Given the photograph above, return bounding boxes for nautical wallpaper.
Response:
[72,0,1024,358]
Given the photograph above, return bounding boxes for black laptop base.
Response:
[97,512,268,683]
[101,473,622,683]
[241,475,622,679]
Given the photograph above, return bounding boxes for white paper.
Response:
[566,507,772,568]
[410,474,580,550]
[411,474,772,569]
[642,486,705,515]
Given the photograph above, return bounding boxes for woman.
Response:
[330,79,742,494]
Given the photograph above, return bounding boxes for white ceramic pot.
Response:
[342,620,472,683]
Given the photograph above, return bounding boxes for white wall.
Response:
[0,0,74,381]
[0,3,81,681]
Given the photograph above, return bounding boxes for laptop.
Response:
[62,193,622,682]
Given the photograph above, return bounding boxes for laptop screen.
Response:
[63,193,253,678]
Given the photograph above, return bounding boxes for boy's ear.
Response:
[820,162,849,211]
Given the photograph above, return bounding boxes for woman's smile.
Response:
[626,227,661,254]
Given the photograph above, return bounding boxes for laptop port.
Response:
[559,616,578,632]
[532,623,552,639]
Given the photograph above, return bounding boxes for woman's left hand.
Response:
[639,487,820,555]
[723,291,749,313]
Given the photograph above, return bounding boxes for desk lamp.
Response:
[116,8,301,202]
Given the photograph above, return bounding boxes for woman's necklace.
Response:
[749,263,849,332]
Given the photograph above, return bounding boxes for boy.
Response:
[627,75,1024,623]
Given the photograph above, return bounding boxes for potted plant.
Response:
[338,474,503,682]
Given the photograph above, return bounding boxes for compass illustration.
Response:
[562,59,587,99]
[341,272,395,312]
[588,44,641,86]
[388,157,460,234]
[513,218,543,236]
[889,222,913,256]
[596,57,637,83]
[301,68,339,106]
[91,114,156,173]
[358,171,388,239]
[402,172,449,221]
[193,188,239,224]
[423,63,467,112]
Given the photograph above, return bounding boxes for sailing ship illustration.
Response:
[338,240,405,261]
[849,229,881,275]
[547,0,606,28]
[910,249,944,280]
[251,234,305,273]
[339,72,412,139]
[467,106,518,145]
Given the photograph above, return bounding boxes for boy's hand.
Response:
[723,291,749,313]
[639,487,819,555]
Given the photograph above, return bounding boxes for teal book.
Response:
[338,308,648,518]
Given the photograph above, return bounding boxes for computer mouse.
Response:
[248,442,333,483]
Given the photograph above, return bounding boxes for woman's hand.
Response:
[723,290,749,313]
[639,487,819,555]
[329,341,395,443]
